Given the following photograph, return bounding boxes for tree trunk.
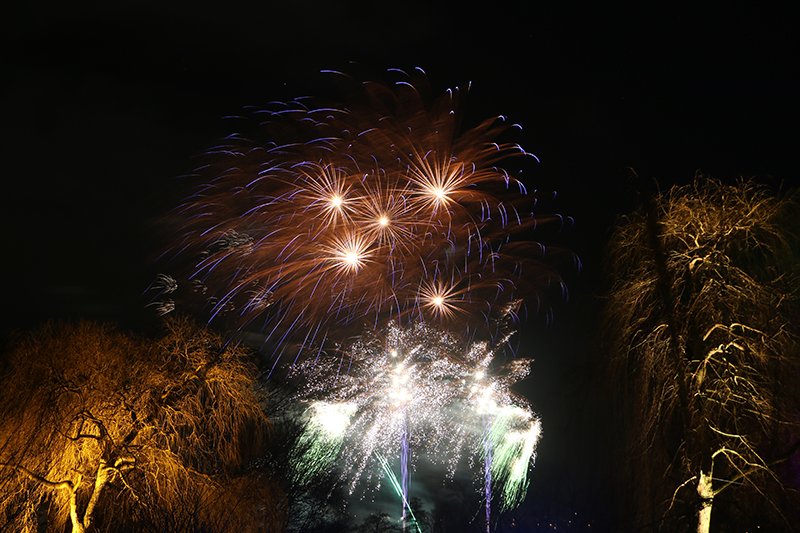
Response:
[696,470,713,533]
[67,461,112,533]
[68,484,86,533]
[82,460,111,532]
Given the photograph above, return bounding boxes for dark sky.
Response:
[1,1,797,529]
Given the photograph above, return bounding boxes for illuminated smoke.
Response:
[290,320,541,513]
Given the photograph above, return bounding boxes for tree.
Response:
[406,497,433,533]
[251,372,354,533]
[431,478,483,533]
[354,511,402,533]
[602,177,800,532]
[0,317,287,532]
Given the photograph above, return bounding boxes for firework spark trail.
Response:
[401,410,409,532]
[483,415,492,533]
[377,453,421,533]
[483,406,542,512]
[291,402,356,485]
[290,320,541,517]
[158,69,573,352]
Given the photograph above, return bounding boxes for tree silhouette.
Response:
[354,511,402,533]
[0,317,287,532]
[430,478,483,533]
[259,377,354,533]
[602,176,800,532]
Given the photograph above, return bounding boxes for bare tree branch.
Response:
[0,317,287,532]
[0,462,74,492]
[603,176,800,532]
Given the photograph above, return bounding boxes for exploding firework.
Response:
[483,406,542,512]
[290,321,472,494]
[289,320,540,517]
[157,69,572,351]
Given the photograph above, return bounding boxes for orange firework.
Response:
[158,69,573,350]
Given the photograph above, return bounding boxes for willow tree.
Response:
[0,317,287,533]
[603,177,800,532]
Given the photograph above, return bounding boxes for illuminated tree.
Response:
[603,176,800,532]
[0,317,287,533]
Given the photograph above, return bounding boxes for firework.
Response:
[290,321,469,493]
[289,320,540,519]
[485,407,542,512]
[291,401,357,485]
[158,69,571,350]
[456,332,542,525]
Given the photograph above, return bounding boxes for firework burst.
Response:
[289,320,540,515]
[290,321,471,494]
[157,69,572,350]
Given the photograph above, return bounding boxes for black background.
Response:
[2,1,797,528]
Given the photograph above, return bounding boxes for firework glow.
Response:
[153,69,561,527]
[290,320,541,517]
[156,69,572,352]
[291,401,357,485]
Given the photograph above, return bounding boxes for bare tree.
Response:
[602,176,800,532]
[249,371,352,533]
[431,478,483,533]
[355,511,403,533]
[0,317,287,533]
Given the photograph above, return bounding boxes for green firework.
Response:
[486,406,542,511]
[377,454,422,533]
[292,402,357,485]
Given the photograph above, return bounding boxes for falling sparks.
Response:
[159,69,572,352]
[484,406,542,512]
[153,69,565,524]
[290,320,541,512]
[292,402,357,486]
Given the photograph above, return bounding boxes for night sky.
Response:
[2,1,797,530]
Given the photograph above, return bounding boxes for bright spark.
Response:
[326,234,371,274]
[166,73,568,353]
[419,280,461,320]
[313,401,355,438]
[290,321,540,506]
